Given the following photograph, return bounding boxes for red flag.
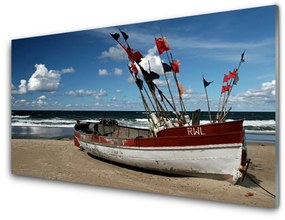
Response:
[132,51,143,62]
[229,69,238,79]
[155,37,170,55]
[221,84,232,93]
[131,63,138,74]
[178,82,186,97]
[121,45,143,63]
[223,74,230,83]
[171,60,180,73]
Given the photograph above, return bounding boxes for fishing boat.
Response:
[73,30,248,184]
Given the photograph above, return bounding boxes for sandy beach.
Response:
[11,139,277,208]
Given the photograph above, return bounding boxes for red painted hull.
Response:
[74,120,244,148]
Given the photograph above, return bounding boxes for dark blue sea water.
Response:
[11,110,276,142]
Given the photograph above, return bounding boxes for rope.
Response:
[245,173,276,198]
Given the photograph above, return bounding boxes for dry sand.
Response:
[11,139,277,208]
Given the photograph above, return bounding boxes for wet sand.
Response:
[11,139,277,208]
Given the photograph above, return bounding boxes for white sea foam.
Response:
[11,115,30,119]
[11,116,276,134]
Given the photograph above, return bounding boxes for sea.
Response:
[11,110,276,143]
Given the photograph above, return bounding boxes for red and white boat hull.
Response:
[74,120,246,184]
[76,138,243,184]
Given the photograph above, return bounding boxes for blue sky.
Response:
[11,5,277,112]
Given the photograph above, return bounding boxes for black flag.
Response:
[120,30,129,41]
[135,78,143,90]
[203,77,213,88]
[110,33,120,41]
[162,62,172,72]
[149,71,160,80]
[241,51,245,62]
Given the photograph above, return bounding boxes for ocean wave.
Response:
[12,118,76,128]
[11,115,30,119]
[11,115,276,132]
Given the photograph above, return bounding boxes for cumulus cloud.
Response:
[127,75,135,83]
[153,79,170,87]
[182,88,193,100]
[100,45,128,61]
[14,99,29,106]
[12,64,74,94]
[18,80,28,94]
[27,64,62,91]
[139,46,164,75]
[61,67,75,74]
[98,69,109,76]
[114,68,123,76]
[65,88,107,98]
[229,80,276,107]
[32,95,47,106]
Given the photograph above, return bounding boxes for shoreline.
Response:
[11,138,277,208]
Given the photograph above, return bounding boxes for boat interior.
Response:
[74,120,152,139]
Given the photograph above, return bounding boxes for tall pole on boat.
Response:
[169,53,187,114]
[155,44,177,111]
[158,30,187,117]
[202,74,213,122]
[220,50,245,119]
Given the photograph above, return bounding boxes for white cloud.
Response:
[100,45,128,61]
[139,47,164,76]
[229,80,276,108]
[61,67,75,74]
[27,64,61,91]
[14,99,28,106]
[116,89,121,93]
[65,88,107,98]
[98,68,109,76]
[18,80,28,94]
[114,68,123,76]
[182,88,193,100]
[153,79,170,87]
[127,75,135,83]
[31,95,48,106]
[12,64,74,94]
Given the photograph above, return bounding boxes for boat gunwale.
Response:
[76,136,243,151]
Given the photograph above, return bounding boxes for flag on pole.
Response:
[162,62,172,72]
[241,51,245,62]
[131,63,138,74]
[121,45,143,63]
[221,84,232,93]
[135,78,143,90]
[233,73,239,85]
[110,33,120,41]
[131,51,143,63]
[223,74,230,83]
[149,71,160,80]
[171,60,180,73]
[229,69,238,79]
[178,82,186,97]
[203,77,213,88]
[120,30,129,41]
[155,37,170,55]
